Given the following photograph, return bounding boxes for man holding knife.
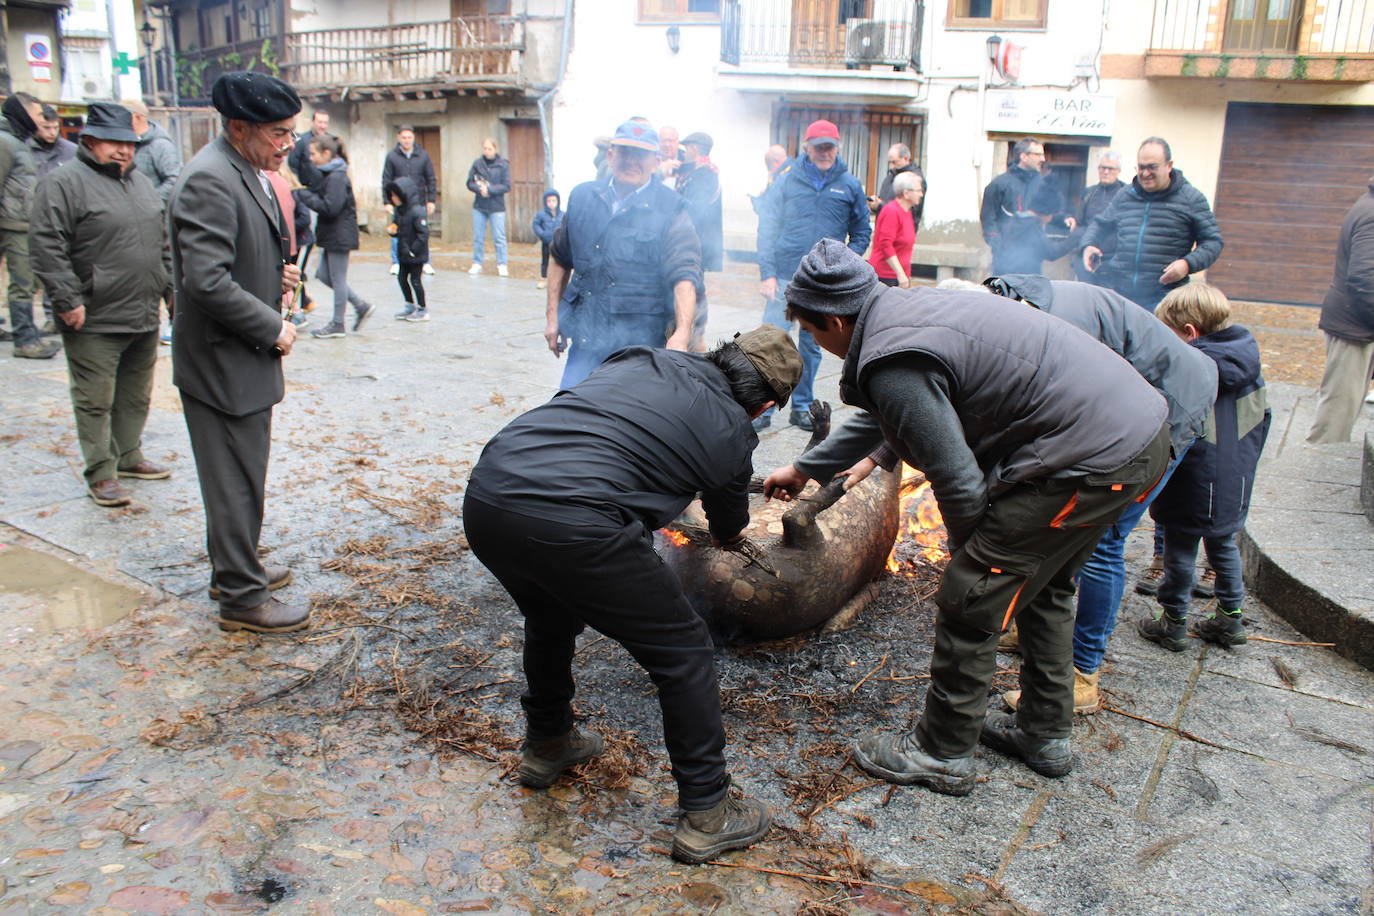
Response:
[169,71,308,634]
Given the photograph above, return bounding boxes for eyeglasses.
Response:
[258,125,297,146]
[1137,163,1164,173]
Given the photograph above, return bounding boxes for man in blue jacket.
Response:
[755,119,870,430]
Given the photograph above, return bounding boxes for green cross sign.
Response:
[112,51,138,75]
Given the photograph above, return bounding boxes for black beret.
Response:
[211,71,301,123]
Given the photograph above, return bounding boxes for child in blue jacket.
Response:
[1138,283,1271,649]
[531,189,563,290]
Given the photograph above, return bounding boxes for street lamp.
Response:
[139,20,157,98]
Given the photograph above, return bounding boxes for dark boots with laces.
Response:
[517,726,604,789]
[671,792,773,864]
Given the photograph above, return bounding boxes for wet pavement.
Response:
[1,252,1371,916]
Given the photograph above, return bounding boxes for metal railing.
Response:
[720,0,922,71]
[1150,0,1374,54]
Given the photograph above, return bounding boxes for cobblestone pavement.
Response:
[1,253,1370,916]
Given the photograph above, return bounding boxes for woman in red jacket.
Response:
[867,171,924,288]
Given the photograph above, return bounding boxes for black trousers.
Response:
[397,264,426,308]
[463,494,729,810]
[181,392,273,612]
[539,241,550,278]
[916,425,1171,758]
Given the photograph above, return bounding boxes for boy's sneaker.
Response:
[1192,566,1216,599]
[517,726,604,789]
[389,263,400,276]
[160,329,172,345]
[497,264,509,277]
[1196,610,1247,647]
[311,322,346,339]
[289,312,309,329]
[352,303,376,332]
[671,793,773,864]
[405,308,430,322]
[979,711,1073,777]
[1137,611,1190,652]
[1134,555,1165,595]
[423,263,436,275]
[468,263,483,275]
[394,303,417,320]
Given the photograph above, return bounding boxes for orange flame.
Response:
[660,528,691,547]
[886,473,949,577]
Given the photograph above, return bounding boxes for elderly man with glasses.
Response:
[1080,137,1224,309]
[1071,150,1125,285]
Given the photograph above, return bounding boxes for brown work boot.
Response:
[671,792,773,864]
[517,726,605,789]
[117,460,172,480]
[88,478,132,507]
[208,565,292,601]
[218,598,311,633]
[1134,555,1165,596]
[997,622,1020,653]
[1003,668,1101,715]
[13,339,61,359]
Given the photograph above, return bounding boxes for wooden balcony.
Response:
[1146,0,1374,81]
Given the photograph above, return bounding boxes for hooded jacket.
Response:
[756,154,870,283]
[1150,325,1270,537]
[386,175,429,265]
[382,142,436,205]
[296,157,359,251]
[1081,169,1224,307]
[0,118,37,232]
[1318,186,1374,343]
[133,120,182,201]
[466,153,510,213]
[531,189,563,244]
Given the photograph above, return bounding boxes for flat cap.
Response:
[682,131,713,155]
[212,71,301,124]
[734,325,802,408]
[785,239,878,316]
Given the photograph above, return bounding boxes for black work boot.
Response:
[671,793,772,864]
[979,711,1073,777]
[852,729,975,796]
[517,726,604,789]
[1196,610,1247,647]
[1137,611,1190,652]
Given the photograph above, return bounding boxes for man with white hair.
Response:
[1072,150,1125,284]
[120,98,181,201]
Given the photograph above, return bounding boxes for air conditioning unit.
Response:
[844,18,918,71]
[81,78,104,99]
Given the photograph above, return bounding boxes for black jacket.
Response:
[979,165,1039,250]
[1081,169,1224,307]
[876,162,925,226]
[386,176,429,265]
[676,159,723,272]
[1318,187,1374,343]
[466,154,510,213]
[381,144,436,204]
[296,158,359,251]
[287,130,334,188]
[1150,325,1270,537]
[465,346,756,542]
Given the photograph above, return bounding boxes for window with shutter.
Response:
[948,0,1047,28]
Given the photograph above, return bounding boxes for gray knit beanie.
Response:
[784,239,878,315]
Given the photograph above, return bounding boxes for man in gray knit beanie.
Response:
[785,238,878,316]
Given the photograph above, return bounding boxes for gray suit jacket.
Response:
[169,135,288,416]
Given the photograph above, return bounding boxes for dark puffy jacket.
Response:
[296,158,359,251]
[1150,325,1270,537]
[1081,169,1224,307]
[531,189,563,244]
[0,119,36,231]
[386,176,429,265]
[756,155,870,283]
[382,144,436,204]
[677,159,723,272]
[1318,187,1374,343]
[30,134,76,178]
[466,154,510,213]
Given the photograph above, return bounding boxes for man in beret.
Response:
[169,71,307,634]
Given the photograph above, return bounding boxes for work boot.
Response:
[788,410,814,432]
[852,729,975,796]
[671,793,773,864]
[1134,555,1165,596]
[1137,611,1190,652]
[517,726,604,789]
[88,479,132,507]
[979,711,1073,778]
[13,339,61,359]
[1196,610,1247,647]
[997,622,1020,653]
[218,597,311,634]
[208,565,293,601]
[1192,566,1216,599]
[117,459,172,480]
[1003,668,1101,715]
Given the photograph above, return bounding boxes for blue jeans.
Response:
[762,294,820,416]
[560,341,617,390]
[1071,443,1188,673]
[472,209,507,266]
[1158,530,1244,615]
[390,235,398,265]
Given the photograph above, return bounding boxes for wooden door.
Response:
[1224,0,1303,52]
[414,126,443,234]
[1206,102,1374,305]
[788,0,863,67]
[503,119,544,245]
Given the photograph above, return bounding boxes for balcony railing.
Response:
[1150,0,1373,55]
[721,0,921,71]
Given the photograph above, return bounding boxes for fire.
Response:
[660,528,691,547]
[886,472,948,577]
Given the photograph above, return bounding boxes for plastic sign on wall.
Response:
[996,41,1022,82]
[25,34,53,82]
[985,89,1115,137]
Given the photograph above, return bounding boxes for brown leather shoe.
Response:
[208,565,292,601]
[218,597,311,634]
[117,460,172,480]
[88,478,132,507]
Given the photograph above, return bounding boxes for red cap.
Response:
[803,119,840,146]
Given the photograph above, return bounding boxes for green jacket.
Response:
[0,120,36,231]
[30,145,170,334]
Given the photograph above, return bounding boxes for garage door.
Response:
[1206,102,1374,306]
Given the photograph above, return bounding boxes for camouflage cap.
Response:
[733,325,802,408]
